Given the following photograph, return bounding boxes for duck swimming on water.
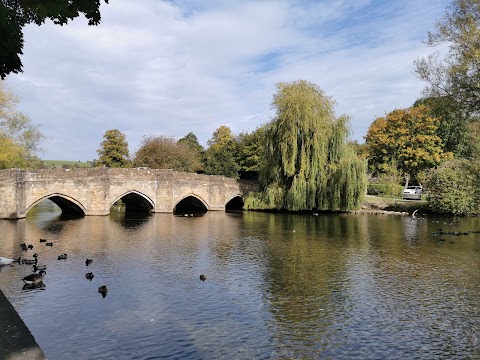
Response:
[22,270,46,285]
[33,264,47,272]
[98,285,108,297]
[22,258,38,265]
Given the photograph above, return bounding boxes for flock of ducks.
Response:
[1,238,208,294]
[0,239,109,296]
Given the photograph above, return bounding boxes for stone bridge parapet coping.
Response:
[0,168,258,219]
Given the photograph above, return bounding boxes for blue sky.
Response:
[4,0,450,161]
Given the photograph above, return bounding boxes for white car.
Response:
[402,186,422,200]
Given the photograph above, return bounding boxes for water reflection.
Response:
[0,203,479,359]
[0,264,14,272]
[22,281,46,291]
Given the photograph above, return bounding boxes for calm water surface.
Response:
[0,201,479,359]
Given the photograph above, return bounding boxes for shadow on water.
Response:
[22,281,46,291]
[109,204,152,229]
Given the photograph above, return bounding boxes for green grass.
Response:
[42,160,93,168]
[363,194,427,212]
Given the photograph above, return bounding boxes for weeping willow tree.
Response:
[244,80,367,212]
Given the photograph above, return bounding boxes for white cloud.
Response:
[4,0,450,160]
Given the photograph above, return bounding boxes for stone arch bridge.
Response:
[0,168,258,219]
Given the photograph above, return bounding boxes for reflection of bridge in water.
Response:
[0,168,258,219]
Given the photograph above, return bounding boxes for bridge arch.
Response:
[27,193,86,216]
[173,193,209,215]
[111,190,155,213]
[225,194,244,211]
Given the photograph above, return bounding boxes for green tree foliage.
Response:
[245,80,367,212]
[0,81,44,168]
[465,120,480,158]
[414,0,480,115]
[1,0,109,79]
[367,164,404,198]
[365,105,452,180]
[348,140,368,158]
[133,135,203,172]
[177,132,204,172]
[203,125,239,178]
[96,129,130,168]
[426,159,480,215]
[235,127,266,180]
[177,132,204,154]
[414,96,472,157]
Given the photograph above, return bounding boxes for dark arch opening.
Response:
[47,195,85,216]
[173,196,208,216]
[116,192,154,213]
[225,196,244,212]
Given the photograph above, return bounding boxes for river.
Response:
[0,201,479,359]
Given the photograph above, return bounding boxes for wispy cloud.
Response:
[5,0,449,160]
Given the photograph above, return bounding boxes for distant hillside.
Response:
[42,160,93,168]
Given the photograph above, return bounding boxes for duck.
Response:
[39,238,47,243]
[85,272,94,281]
[20,244,28,251]
[57,254,67,260]
[0,257,21,266]
[27,244,33,250]
[199,274,207,282]
[22,269,46,285]
[21,258,38,265]
[98,285,108,297]
[85,259,93,266]
[45,242,53,247]
[33,264,47,272]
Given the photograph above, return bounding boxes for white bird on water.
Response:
[0,257,20,266]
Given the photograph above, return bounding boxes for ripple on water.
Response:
[0,210,479,359]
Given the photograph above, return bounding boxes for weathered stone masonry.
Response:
[0,168,258,219]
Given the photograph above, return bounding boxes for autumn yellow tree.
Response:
[97,129,130,168]
[0,81,44,168]
[365,105,452,181]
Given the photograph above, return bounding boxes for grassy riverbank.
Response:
[361,195,427,214]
